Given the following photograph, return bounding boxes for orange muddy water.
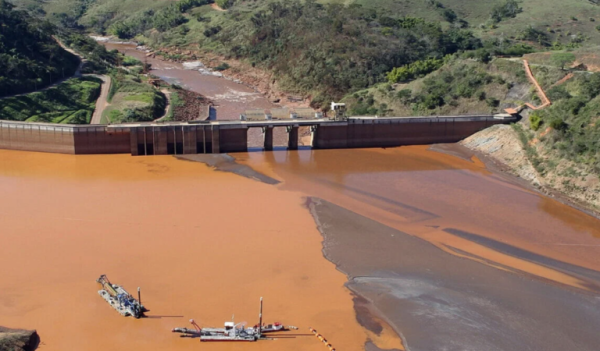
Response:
[2,145,600,350]
[235,147,600,288]
[0,150,366,351]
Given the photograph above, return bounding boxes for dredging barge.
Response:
[96,274,146,318]
[172,297,297,342]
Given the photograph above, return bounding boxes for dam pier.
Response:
[0,114,517,155]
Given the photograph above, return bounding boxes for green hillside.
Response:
[0,0,80,97]
[0,76,102,123]
[12,0,600,104]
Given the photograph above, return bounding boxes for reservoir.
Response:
[1,44,600,351]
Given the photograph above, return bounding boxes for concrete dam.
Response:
[0,114,517,155]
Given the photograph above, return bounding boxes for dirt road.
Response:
[90,75,111,124]
[153,89,171,122]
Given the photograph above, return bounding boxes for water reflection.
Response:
[236,146,600,272]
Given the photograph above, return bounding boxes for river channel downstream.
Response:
[2,45,600,351]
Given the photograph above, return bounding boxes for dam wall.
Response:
[0,114,517,156]
[0,121,130,155]
[0,122,76,154]
[313,115,503,149]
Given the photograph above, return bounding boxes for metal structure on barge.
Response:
[172,297,297,342]
[96,274,146,318]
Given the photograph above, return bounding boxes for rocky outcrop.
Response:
[0,327,40,351]
[461,124,543,186]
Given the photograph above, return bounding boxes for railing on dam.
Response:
[0,114,517,156]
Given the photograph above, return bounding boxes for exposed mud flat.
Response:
[4,143,600,351]
[308,197,600,351]
[176,154,280,185]
[234,147,600,350]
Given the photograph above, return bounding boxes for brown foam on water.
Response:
[234,147,600,291]
[0,150,367,350]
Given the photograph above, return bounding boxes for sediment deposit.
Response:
[234,147,600,350]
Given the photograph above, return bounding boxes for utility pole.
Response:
[258,297,263,339]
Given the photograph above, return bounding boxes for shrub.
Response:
[551,52,576,70]
[486,97,500,108]
[442,9,457,23]
[214,63,230,71]
[423,93,445,109]
[122,56,142,66]
[550,117,567,130]
[204,26,222,37]
[529,112,543,131]
[490,0,522,23]
[397,89,412,100]
[387,58,445,83]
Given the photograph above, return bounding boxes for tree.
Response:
[490,0,522,23]
[551,52,576,70]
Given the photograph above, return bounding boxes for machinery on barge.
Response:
[172,297,297,342]
[96,274,146,318]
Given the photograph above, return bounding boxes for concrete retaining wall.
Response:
[0,121,76,154]
[0,115,516,156]
[218,126,248,153]
[313,116,503,149]
[73,126,130,154]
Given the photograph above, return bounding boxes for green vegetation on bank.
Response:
[0,76,101,123]
[526,72,600,172]
[0,0,79,97]
[344,57,527,116]
[104,0,483,107]
[60,33,119,73]
[102,72,166,124]
[10,0,600,105]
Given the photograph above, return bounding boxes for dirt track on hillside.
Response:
[90,75,111,124]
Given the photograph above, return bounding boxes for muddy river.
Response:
[2,45,600,351]
[104,43,275,121]
[103,43,297,148]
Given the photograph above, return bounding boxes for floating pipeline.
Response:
[309,327,336,351]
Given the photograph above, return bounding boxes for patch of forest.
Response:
[0,0,80,97]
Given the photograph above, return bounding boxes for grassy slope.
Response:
[78,0,175,27]
[0,76,102,124]
[321,0,600,45]
[102,73,167,123]
[15,0,600,43]
[525,46,600,71]
[342,58,531,116]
